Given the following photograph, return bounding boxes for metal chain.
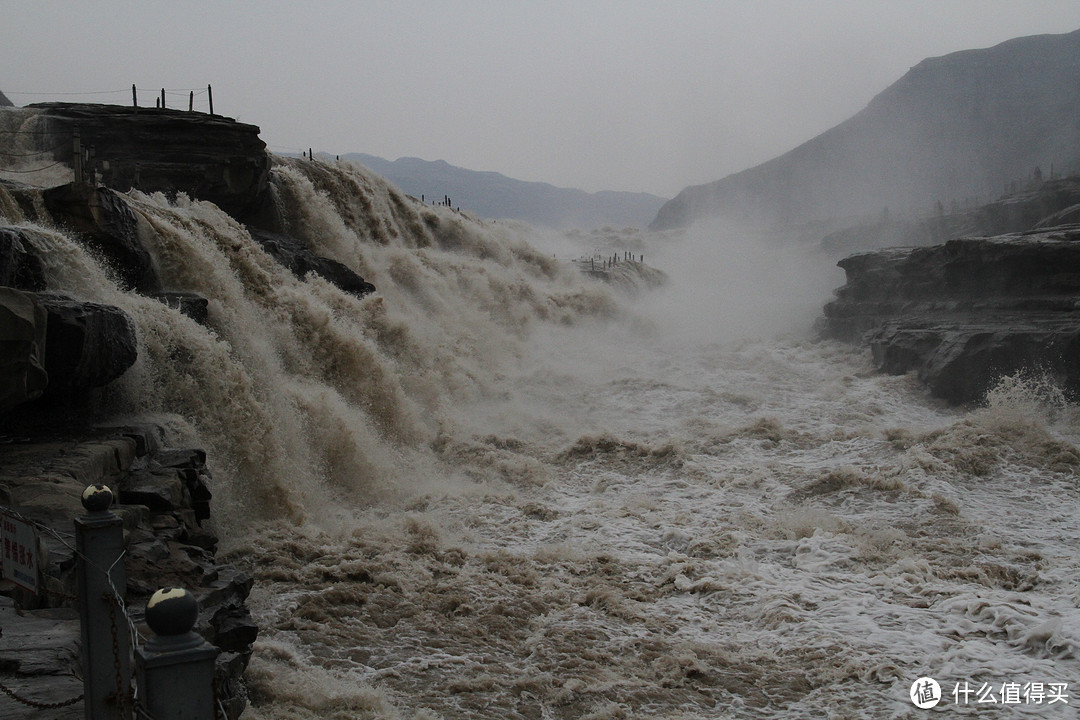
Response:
[0,677,84,709]
[213,676,224,720]
[107,593,129,719]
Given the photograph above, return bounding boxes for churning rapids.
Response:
[4,155,1080,719]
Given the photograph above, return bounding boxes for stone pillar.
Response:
[136,588,219,720]
[75,483,130,720]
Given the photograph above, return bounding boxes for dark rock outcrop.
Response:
[42,183,159,291]
[867,318,1080,403]
[0,229,46,290]
[820,226,1080,403]
[0,289,138,413]
[32,103,272,224]
[0,287,48,412]
[150,291,210,324]
[34,293,138,397]
[0,289,138,411]
[250,228,376,296]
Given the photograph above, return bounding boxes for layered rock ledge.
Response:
[820,226,1080,403]
[33,103,272,224]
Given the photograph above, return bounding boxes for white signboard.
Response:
[1,510,39,593]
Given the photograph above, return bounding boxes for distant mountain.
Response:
[342,153,667,230]
[0,90,13,107]
[652,29,1080,231]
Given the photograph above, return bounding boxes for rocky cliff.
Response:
[33,103,274,225]
[820,226,1080,403]
[0,103,377,410]
[0,103,343,720]
[653,29,1080,232]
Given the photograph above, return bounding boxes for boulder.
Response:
[0,288,48,412]
[117,467,187,512]
[0,228,46,290]
[42,183,158,291]
[249,228,376,296]
[34,293,137,396]
[151,291,209,324]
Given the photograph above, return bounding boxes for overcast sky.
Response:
[5,1,1080,197]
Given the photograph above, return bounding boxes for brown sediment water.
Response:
[5,156,1079,719]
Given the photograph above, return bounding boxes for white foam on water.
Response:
[5,152,1079,718]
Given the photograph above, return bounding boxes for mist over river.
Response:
[4,156,1079,719]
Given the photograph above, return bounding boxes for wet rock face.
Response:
[0,290,138,413]
[868,319,1080,404]
[42,183,159,291]
[821,227,1080,403]
[0,287,48,412]
[0,228,46,290]
[35,293,138,396]
[33,102,272,223]
[250,228,376,296]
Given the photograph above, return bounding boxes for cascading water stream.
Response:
[3,155,1079,719]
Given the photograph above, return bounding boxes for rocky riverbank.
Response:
[820,225,1080,403]
[0,424,256,719]
[0,102,310,720]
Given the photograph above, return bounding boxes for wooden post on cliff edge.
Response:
[189,91,194,112]
[160,88,166,109]
[132,84,138,109]
[72,127,83,185]
[207,84,213,116]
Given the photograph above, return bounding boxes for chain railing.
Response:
[0,677,84,710]
[2,485,220,720]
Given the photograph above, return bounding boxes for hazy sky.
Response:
[5,1,1080,197]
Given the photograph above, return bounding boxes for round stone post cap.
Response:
[81,483,114,512]
[145,587,200,637]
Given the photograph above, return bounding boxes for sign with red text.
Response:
[1,511,39,593]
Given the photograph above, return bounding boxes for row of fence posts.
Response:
[419,195,458,211]
[131,85,214,115]
[76,484,218,720]
[589,251,644,271]
[302,150,341,162]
